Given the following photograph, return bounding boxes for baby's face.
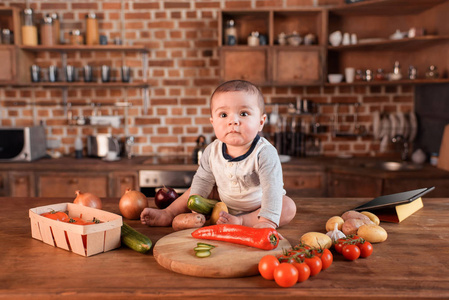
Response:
[210,91,266,150]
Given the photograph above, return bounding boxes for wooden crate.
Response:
[29,203,122,257]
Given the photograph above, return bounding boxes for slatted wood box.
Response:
[29,203,123,257]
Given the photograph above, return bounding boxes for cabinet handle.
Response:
[69,179,79,184]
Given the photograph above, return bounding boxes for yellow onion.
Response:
[73,190,102,209]
[119,188,148,220]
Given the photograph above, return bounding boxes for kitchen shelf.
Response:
[325,78,449,86]
[10,82,150,88]
[331,0,447,15]
[328,35,449,51]
[20,45,149,53]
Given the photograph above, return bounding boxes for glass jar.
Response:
[1,29,13,44]
[224,19,237,45]
[49,13,60,45]
[40,16,54,46]
[69,29,83,45]
[375,68,385,81]
[21,8,38,46]
[85,13,99,45]
[425,65,439,79]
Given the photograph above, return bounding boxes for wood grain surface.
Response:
[153,228,291,278]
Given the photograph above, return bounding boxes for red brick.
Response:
[133,3,160,9]
[135,118,161,125]
[165,118,192,125]
[164,2,191,9]
[71,3,98,10]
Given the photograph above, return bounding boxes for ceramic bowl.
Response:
[287,35,302,46]
[328,74,343,83]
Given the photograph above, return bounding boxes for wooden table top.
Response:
[1,196,449,299]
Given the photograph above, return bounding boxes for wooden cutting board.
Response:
[153,228,291,278]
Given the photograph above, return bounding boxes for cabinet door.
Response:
[38,172,108,197]
[283,171,326,197]
[273,48,322,85]
[0,172,7,196]
[221,48,270,85]
[0,46,16,82]
[9,172,35,197]
[328,172,382,197]
[111,171,138,197]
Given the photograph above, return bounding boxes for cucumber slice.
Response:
[197,242,216,248]
[194,246,213,251]
[195,250,211,258]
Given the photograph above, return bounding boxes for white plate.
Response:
[389,113,398,139]
[379,114,390,139]
[372,111,381,139]
[408,111,418,142]
[396,112,406,136]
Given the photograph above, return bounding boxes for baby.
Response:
[141,80,296,229]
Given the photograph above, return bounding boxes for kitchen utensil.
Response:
[87,135,120,157]
[121,66,131,82]
[329,30,342,46]
[83,65,93,82]
[345,67,355,83]
[328,74,343,83]
[125,136,134,159]
[30,65,40,82]
[65,65,76,82]
[153,228,290,278]
[48,65,58,82]
[101,65,110,82]
[342,32,350,45]
[389,113,398,139]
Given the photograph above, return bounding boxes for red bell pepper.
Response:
[191,224,279,250]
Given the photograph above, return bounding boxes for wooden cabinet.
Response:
[283,171,326,197]
[111,171,139,197]
[219,9,325,86]
[8,172,35,197]
[327,0,449,85]
[37,172,109,197]
[383,178,449,197]
[0,172,7,196]
[327,172,383,197]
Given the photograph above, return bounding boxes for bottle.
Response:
[21,8,38,46]
[224,19,237,45]
[49,13,60,45]
[192,135,206,164]
[75,137,83,159]
[85,13,99,45]
[425,65,439,79]
[69,29,83,45]
[40,16,54,46]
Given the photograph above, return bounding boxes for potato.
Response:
[342,218,370,236]
[325,216,344,232]
[341,210,372,223]
[172,213,206,231]
[210,202,228,225]
[300,232,332,249]
[361,211,380,226]
[357,224,388,243]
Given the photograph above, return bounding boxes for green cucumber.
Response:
[121,222,152,254]
[197,242,216,248]
[187,195,219,215]
[195,250,211,258]
[194,246,213,251]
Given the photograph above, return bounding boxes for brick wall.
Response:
[0,0,412,158]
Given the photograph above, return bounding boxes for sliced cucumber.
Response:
[197,242,216,249]
[194,246,213,251]
[195,250,211,258]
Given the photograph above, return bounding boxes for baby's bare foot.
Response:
[140,208,173,226]
[216,211,242,225]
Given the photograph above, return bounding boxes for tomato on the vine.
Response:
[258,255,280,280]
[313,248,333,270]
[357,241,373,258]
[304,255,322,276]
[273,263,298,288]
[342,244,360,261]
[291,260,310,282]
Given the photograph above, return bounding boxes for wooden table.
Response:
[1,196,449,299]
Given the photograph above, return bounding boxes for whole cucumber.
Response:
[121,222,152,254]
[187,195,219,215]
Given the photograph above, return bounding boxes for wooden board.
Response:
[153,228,291,278]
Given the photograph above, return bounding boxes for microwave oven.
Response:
[0,126,47,161]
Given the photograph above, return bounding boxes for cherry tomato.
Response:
[304,255,322,276]
[292,261,310,283]
[357,241,373,258]
[258,255,280,280]
[342,244,360,261]
[314,248,333,270]
[273,263,298,288]
[41,211,70,222]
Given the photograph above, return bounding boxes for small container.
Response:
[224,19,237,45]
[40,16,54,46]
[430,153,439,166]
[49,13,60,45]
[355,69,364,81]
[85,13,99,45]
[365,69,373,81]
[21,9,38,46]
[69,29,83,45]
[425,65,439,79]
[375,68,386,81]
[247,31,260,46]
[1,29,13,44]
[409,65,417,80]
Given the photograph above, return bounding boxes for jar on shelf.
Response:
[1,29,13,44]
[425,65,439,79]
[69,29,83,45]
[21,8,38,46]
[48,13,60,45]
[224,19,237,46]
[85,13,99,45]
[40,16,54,46]
[375,68,386,81]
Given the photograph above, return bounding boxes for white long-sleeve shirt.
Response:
[190,135,285,226]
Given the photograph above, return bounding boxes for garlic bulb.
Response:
[326,222,346,242]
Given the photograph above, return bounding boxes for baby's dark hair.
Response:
[210,80,265,114]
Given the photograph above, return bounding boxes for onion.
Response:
[119,188,148,220]
[73,190,102,209]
